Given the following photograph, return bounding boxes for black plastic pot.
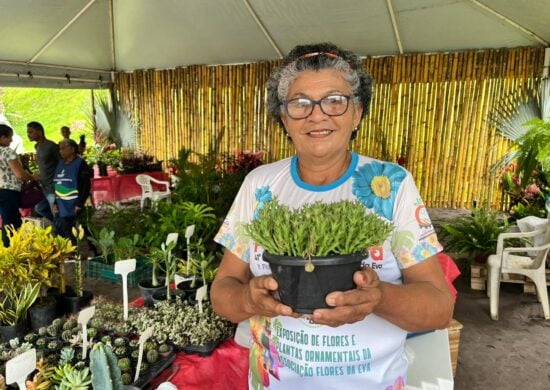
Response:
[263,252,365,313]
[0,321,28,343]
[138,280,166,308]
[151,289,185,305]
[97,161,108,176]
[58,290,94,314]
[181,339,220,357]
[176,278,205,302]
[28,297,57,330]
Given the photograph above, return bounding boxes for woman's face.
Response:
[281,69,363,161]
[59,141,76,160]
[0,134,12,147]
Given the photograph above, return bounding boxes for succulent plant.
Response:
[59,347,75,366]
[90,343,123,390]
[117,357,131,371]
[130,349,140,360]
[87,327,98,338]
[114,337,126,347]
[74,360,86,370]
[24,333,38,343]
[47,340,60,351]
[146,349,159,364]
[140,361,149,373]
[90,318,103,329]
[51,363,91,390]
[129,339,139,349]
[144,340,156,352]
[51,318,64,328]
[47,324,60,337]
[38,326,48,336]
[159,343,171,354]
[63,318,78,331]
[61,329,73,342]
[35,338,47,349]
[114,346,127,357]
[121,372,133,385]
[101,335,112,345]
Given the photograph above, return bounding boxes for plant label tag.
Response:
[5,348,36,389]
[135,326,154,382]
[78,305,96,360]
[166,232,178,246]
[196,284,208,314]
[185,224,195,240]
[115,258,136,321]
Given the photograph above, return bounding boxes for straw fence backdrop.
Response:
[114,47,545,209]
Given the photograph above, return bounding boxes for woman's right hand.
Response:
[243,275,296,318]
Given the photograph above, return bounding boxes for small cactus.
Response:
[121,372,133,385]
[63,318,77,330]
[61,329,73,342]
[159,343,171,354]
[144,340,156,352]
[117,357,131,371]
[128,339,139,349]
[114,346,127,357]
[24,333,37,343]
[38,327,48,336]
[114,337,126,347]
[51,318,64,328]
[140,362,149,373]
[130,349,140,360]
[35,338,47,349]
[146,349,159,364]
[47,324,60,337]
[90,343,124,390]
[101,335,112,345]
[47,340,60,351]
[87,328,98,338]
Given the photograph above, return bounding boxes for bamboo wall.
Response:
[114,47,545,209]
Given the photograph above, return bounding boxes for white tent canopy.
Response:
[0,0,549,89]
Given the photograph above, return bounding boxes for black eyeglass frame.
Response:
[282,95,354,120]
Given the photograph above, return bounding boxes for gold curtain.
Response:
[114,47,545,209]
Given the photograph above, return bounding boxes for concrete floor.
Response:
[83,207,550,389]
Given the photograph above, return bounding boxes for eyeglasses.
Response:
[283,95,353,119]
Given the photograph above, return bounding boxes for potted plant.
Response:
[138,244,168,307]
[245,198,393,313]
[440,206,511,267]
[151,240,183,303]
[0,282,40,342]
[57,226,94,314]
[176,239,219,302]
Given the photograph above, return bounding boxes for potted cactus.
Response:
[245,198,393,313]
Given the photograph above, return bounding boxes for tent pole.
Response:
[242,0,283,59]
[109,0,117,70]
[385,0,403,54]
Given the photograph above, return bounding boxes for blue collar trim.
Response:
[290,152,358,192]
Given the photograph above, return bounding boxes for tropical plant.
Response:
[88,228,115,263]
[440,206,511,263]
[90,92,138,149]
[71,226,86,298]
[50,363,92,390]
[0,282,40,326]
[245,199,393,258]
[177,239,219,284]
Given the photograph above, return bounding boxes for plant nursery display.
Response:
[245,198,393,312]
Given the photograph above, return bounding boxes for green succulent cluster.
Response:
[245,199,394,257]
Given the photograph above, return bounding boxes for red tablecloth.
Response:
[91,171,168,206]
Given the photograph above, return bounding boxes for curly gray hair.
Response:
[266,43,373,133]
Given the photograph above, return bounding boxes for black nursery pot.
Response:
[138,280,166,308]
[28,296,57,330]
[176,278,205,302]
[263,252,365,314]
[151,289,185,305]
[0,321,28,343]
[58,289,94,315]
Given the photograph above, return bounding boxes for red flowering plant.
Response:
[500,162,548,220]
[225,150,264,175]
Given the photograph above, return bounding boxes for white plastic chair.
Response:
[487,217,550,320]
[136,174,171,210]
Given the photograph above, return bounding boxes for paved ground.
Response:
[82,207,550,389]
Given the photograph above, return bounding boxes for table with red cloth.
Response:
[90,171,169,206]
[127,253,459,390]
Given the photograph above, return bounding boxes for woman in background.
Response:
[0,124,34,246]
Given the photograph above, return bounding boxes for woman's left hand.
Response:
[310,267,382,327]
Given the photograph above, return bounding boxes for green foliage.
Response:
[245,199,394,257]
[516,119,550,178]
[51,363,91,390]
[0,87,94,152]
[440,207,510,261]
[0,283,40,326]
[143,200,217,250]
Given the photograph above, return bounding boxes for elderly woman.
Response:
[53,139,91,242]
[0,124,34,246]
[211,43,454,389]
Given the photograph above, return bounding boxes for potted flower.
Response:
[245,198,393,313]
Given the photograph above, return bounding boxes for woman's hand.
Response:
[310,267,382,327]
[243,275,297,318]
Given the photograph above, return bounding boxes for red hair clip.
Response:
[301,52,340,59]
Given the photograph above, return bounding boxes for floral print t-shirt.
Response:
[0,147,21,191]
[215,152,443,390]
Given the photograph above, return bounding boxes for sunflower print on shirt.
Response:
[352,161,406,220]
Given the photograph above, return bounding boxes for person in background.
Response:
[53,139,91,242]
[0,114,24,154]
[78,134,87,155]
[0,124,34,246]
[27,121,59,222]
[60,125,71,140]
[211,43,454,389]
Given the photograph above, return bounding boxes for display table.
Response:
[91,171,168,206]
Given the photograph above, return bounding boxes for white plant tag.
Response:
[166,232,178,246]
[185,225,195,240]
[115,258,136,321]
[5,348,36,389]
[78,305,96,360]
[135,326,154,382]
[196,284,208,314]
